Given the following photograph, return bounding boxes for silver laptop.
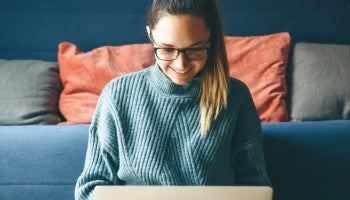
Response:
[94,186,273,200]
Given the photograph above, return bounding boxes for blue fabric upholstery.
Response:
[0,125,89,200]
[0,0,349,61]
[1,122,350,200]
[218,0,350,44]
[0,0,350,200]
[263,121,350,200]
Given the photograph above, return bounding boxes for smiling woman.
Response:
[74,1,271,200]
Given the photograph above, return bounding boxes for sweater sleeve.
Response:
[231,83,271,186]
[75,85,121,200]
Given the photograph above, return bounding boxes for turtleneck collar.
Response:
[148,64,201,98]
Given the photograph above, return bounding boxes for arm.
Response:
[231,84,271,186]
[75,86,121,200]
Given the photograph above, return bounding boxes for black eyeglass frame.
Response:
[149,30,210,61]
[153,47,210,61]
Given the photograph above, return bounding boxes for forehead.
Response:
[151,14,211,47]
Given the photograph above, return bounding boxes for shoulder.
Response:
[109,66,151,86]
[103,66,152,95]
[226,77,256,109]
[228,77,251,97]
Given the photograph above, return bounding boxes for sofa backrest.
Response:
[1,0,349,61]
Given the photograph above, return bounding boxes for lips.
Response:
[171,67,191,74]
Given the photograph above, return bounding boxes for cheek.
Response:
[155,57,207,72]
[155,58,169,68]
[155,59,173,73]
[196,60,207,71]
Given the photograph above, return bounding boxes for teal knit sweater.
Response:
[75,65,271,200]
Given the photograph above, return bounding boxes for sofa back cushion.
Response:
[58,33,291,124]
[290,42,350,121]
[58,42,155,124]
[0,59,62,125]
[226,32,291,122]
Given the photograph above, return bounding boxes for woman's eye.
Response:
[187,48,202,52]
[162,48,175,52]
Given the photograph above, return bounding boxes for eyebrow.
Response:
[156,40,209,48]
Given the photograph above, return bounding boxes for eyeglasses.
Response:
[153,47,209,61]
[149,31,209,61]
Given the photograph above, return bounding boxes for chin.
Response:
[172,79,190,85]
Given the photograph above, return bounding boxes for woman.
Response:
[75,0,271,199]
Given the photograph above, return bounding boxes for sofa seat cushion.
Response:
[0,124,89,200]
[262,120,350,200]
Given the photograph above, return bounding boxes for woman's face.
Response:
[149,14,211,85]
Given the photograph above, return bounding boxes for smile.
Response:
[171,67,191,74]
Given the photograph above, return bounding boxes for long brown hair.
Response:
[147,0,229,137]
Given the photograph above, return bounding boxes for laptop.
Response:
[94,186,273,200]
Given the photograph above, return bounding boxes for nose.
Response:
[172,51,189,70]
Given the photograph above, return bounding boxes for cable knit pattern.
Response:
[75,64,271,200]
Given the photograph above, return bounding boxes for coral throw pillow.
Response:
[225,32,291,122]
[58,42,155,124]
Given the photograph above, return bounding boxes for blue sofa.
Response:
[1,0,350,200]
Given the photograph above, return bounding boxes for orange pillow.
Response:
[58,42,155,124]
[225,32,291,122]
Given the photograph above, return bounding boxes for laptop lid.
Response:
[94,186,273,200]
